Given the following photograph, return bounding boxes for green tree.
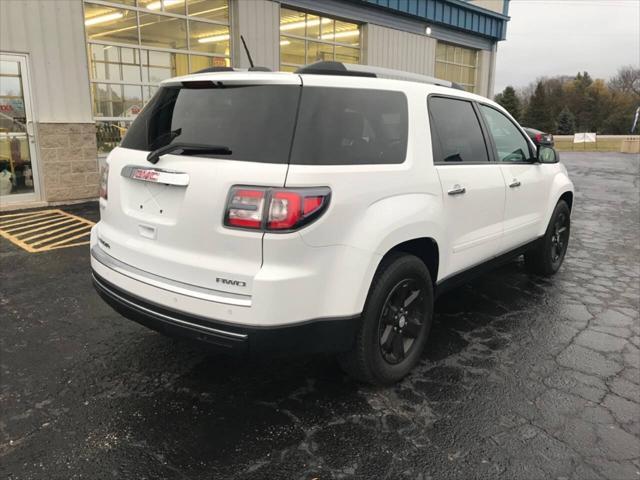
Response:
[556,107,576,134]
[494,86,521,121]
[523,81,553,131]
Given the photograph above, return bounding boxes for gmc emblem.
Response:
[132,169,159,182]
[216,277,247,287]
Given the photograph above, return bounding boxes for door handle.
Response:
[448,184,466,196]
[509,179,521,188]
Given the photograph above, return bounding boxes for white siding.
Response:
[232,0,279,71]
[0,0,93,123]
[365,24,437,76]
[476,48,495,98]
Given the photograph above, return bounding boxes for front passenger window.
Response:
[479,105,532,163]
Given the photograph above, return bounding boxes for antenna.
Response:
[240,35,254,69]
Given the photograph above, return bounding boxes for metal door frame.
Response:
[0,52,42,205]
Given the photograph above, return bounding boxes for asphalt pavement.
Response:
[1,152,639,479]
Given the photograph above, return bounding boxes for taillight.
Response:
[224,186,330,232]
[535,133,543,144]
[99,163,109,201]
[225,188,266,229]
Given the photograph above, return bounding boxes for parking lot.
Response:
[1,152,638,479]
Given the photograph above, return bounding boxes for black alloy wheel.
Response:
[550,210,569,266]
[378,278,426,365]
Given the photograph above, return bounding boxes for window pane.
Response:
[479,105,531,162]
[143,50,188,83]
[190,54,229,72]
[333,21,360,46]
[123,85,143,116]
[0,60,19,75]
[446,45,455,62]
[306,41,333,64]
[454,47,463,64]
[142,85,159,104]
[280,8,306,36]
[96,120,130,155]
[122,85,301,164]
[280,36,305,66]
[306,14,320,39]
[187,0,229,23]
[428,97,488,163]
[91,83,126,117]
[291,88,408,165]
[139,12,187,49]
[104,0,135,5]
[84,3,138,44]
[335,45,359,63]
[189,22,229,55]
[162,0,186,15]
[0,76,22,97]
[137,0,184,14]
[320,18,334,39]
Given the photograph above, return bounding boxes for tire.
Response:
[338,253,434,385]
[524,200,571,276]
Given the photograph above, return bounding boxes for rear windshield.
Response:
[121,84,300,164]
[122,84,408,165]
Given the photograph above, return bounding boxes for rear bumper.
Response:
[93,272,359,354]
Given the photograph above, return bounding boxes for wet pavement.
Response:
[1,152,639,479]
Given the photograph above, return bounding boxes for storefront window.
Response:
[83,0,231,154]
[187,0,229,22]
[84,3,139,45]
[279,7,361,71]
[435,42,478,93]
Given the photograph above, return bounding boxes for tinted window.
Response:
[428,97,489,163]
[290,87,408,165]
[122,84,300,163]
[479,105,532,162]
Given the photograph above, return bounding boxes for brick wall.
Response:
[37,123,99,202]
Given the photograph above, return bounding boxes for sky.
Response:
[494,0,640,93]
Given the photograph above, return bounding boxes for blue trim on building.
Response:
[353,0,509,40]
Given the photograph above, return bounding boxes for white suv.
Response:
[91,62,574,385]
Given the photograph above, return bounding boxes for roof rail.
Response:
[295,61,464,90]
[193,66,272,74]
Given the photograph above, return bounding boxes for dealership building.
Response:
[0,0,510,208]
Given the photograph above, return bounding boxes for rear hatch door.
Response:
[98,73,301,296]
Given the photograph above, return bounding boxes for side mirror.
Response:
[537,145,559,164]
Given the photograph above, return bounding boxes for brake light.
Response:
[535,133,543,144]
[224,186,330,232]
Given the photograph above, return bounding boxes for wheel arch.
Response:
[378,237,440,288]
[537,171,575,237]
[559,190,573,211]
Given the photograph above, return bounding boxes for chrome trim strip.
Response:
[121,165,189,186]
[91,246,252,307]
[93,274,248,340]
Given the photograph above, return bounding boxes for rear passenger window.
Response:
[428,97,489,164]
[290,87,408,165]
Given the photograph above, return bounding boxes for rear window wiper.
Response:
[147,142,232,164]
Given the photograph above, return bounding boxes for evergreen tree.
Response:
[494,86,521,121]
[556,107,576,134]
[523,81,553,131]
